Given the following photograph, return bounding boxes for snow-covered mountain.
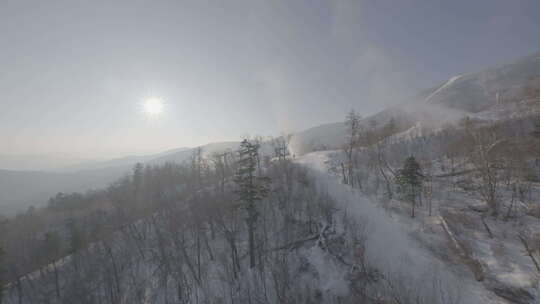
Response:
[2,53,539,216]
[422,53,540,111]
[290,53,540,155]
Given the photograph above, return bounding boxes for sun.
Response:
[143,97,164,116]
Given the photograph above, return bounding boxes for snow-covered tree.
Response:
[396,156,424,218]
[234,139,270,268]
[344,109,362,187]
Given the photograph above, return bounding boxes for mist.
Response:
[2,1,540,303]
[3,0,540,163]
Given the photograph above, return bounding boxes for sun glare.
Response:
[143,98,164,116]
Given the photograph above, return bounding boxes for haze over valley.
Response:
[2,1,540,303]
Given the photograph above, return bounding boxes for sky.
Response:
[1,0,540,159]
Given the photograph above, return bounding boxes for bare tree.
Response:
[467,125,508,217]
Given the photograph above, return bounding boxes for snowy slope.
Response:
[297,151,508,304]
[297,151,537,303]
[425,75,463,103]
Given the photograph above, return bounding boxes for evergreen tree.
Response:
[344,109,362,186]
[396,156,424,218]
[234,139,270,268]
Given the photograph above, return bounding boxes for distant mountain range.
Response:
[0,154,94,171]
[0,143,238,215]
[62,147,192,172]
[2,53,539,216]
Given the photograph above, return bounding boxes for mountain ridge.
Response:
[2,52,539,215]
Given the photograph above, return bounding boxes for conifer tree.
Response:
[344,109,362,186]
[234,139,270,268]
[396,156,424,218]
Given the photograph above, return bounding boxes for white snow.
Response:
[295,151,504,303]
[425,75,462,103]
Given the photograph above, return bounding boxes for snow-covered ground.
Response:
[425,75,463,103]
[296,150,539,303]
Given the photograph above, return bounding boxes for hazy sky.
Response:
[2,0,540,158]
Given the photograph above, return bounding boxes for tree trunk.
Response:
[341,163,347,184]
[16,277,23,304]
[481,216,494,238]
[203,231,214,261]
[411,197,415,218]
[379,164,392,199]
[518,235,540,274]
[53,261,61,300]
[248,219,256,269]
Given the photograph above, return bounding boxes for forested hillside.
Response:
[2,55,540,304]
[1,137,468,303]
